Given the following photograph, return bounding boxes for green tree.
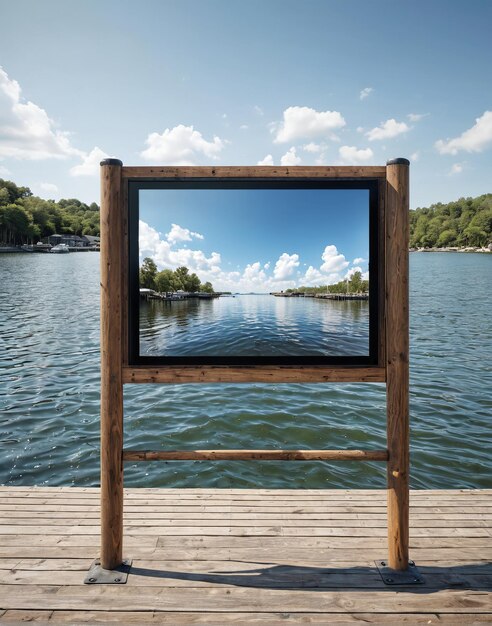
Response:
[201,281,214,294]
[155,269,175,293]
[186,272,201,292]
[349,271,363,293]
[437,229,458,247]
[139,257,158,289]
[463,225,487,247]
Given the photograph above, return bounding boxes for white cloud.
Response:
[240,124,248,130]
[303,265,324,286]
[359,87,373,100]
[243,261,267,283]
[320,244,350,274]
[139,219,366,294]
[435,111,492,155]
[356,126,364,133]
[166,223,204,244]
[70,146,109,176]
[353,257,365,265]
[407,113,428,122]
[410,151,420,162]
[139,220,220,274]
[280,147,302,166]
[254,105,264,116]
[345,266,363,279]
[39,182,58,193]
[0,165,11,176]
[338,145,374,164]
[449,163,464,175]
[274,106,345,143]
[257,154,274,166]
[273,252,300,280]
[140,219,300,293]
[0,66,82,161]
[141,124,225,164]
[366,118,410,141]
[302,142,324,153]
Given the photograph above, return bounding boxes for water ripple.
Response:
[0,252,491,488]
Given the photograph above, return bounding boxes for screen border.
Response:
[127,177,380,367]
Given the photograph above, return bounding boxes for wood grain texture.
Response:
[122,366,386,384]
[385,160,410,571]
[99,161,124,570]
[0,485,491,624]
[122,449,389,462]
[121,165,386,179]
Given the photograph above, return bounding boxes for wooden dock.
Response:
[0,487,491,624]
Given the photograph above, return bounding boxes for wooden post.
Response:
[385,158,410,571]
[100,158,124,571]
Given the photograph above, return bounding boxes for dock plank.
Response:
[0,487,490,623]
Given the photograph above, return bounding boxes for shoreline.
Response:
[411,246,491,253]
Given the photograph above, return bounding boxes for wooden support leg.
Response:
[100,159,124,571]
[385,158,410,571]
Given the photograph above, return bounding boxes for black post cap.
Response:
[100,158,123,167]
[386,158,410,166]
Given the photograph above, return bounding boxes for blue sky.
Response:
[0,0,491,211]
[139,188,369,291]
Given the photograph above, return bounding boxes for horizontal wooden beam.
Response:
[122,366,386,384]
[121,165,386,180]
[122,449,389,462]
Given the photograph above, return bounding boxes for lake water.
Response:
[140,295,369,357]
[0,252,491,489]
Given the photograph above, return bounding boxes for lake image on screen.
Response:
[138,188,371,358]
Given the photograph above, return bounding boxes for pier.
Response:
[271,292,369,301]
[140,289,220,302]
[0,486,491,623]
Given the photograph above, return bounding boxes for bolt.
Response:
[409,560,415,566]
[114,577,121,583]
[380,561,386,566]
[89,578,96,583]
[386,577,394,583]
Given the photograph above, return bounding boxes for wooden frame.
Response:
[99,159,410,573]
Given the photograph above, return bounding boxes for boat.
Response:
[50,243,70,254]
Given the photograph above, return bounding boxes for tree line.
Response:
[285,271,369,295]
[140,257,215,293]
[2,176,491,251]
[410,193,492,248]
[0,178,100,245]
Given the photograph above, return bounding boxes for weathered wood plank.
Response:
[1,487,489,496]
[0,510,492,534]
[0,487,490,623]
[2,567,492,591]
[123,449,388,462]
[122,366,386,384]
[121,165,387,179]
[0,524,489,538]
[1,545,491,563]
[3,611,492,625]
[0,585,491,613]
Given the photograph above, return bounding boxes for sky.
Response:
[139,188,369,291]
[0,0,491,211]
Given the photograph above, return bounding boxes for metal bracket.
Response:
[375,560,424,585]
[84,558,132,584]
